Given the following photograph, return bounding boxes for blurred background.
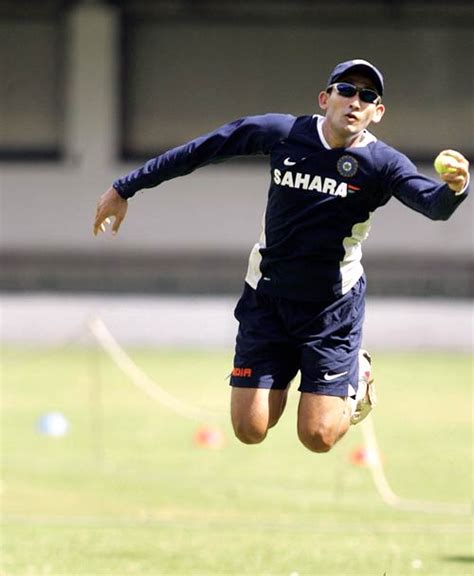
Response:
[1,4,473,575]
[0,0,473,347]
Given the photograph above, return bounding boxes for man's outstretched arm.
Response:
[93,113,295,236]
[380,147,470,221]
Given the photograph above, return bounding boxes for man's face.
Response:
[318,73,385,140]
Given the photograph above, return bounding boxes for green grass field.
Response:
[1,346,472,576]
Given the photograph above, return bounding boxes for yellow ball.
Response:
[434,152,457,175]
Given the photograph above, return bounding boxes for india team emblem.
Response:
[337,155,358,178]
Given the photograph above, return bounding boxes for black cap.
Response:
[327,59,384,96]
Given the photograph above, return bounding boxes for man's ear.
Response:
[318,91,329,111]
[371,103,385,124]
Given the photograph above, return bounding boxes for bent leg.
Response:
[231,386,289,445]
[297,393,350,453]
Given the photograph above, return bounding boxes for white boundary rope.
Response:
[88,315,471,514]
[87,316,222,423]
[361,415,472,516]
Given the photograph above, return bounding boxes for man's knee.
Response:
[230,386,288,445]
[297,393,350,453]
[232,420,267,445]
[297,422,339,453]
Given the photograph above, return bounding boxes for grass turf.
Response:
[1,346,472,575]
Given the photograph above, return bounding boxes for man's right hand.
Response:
[93,186,128,236]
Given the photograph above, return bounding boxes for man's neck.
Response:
[321,119,366,149]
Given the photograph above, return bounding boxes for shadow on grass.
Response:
[442,555,474,564]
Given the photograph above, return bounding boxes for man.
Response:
[93,59,470,453]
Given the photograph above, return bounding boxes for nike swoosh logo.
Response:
[323,371,349,381]
[283,157,297,166]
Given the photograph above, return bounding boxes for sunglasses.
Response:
[327,82,381,104]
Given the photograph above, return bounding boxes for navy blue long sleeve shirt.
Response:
[113,114,468,301]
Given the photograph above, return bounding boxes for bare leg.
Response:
[231,387,289,444]
[297,393,350,453]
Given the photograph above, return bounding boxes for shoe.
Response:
[350,349,376,425]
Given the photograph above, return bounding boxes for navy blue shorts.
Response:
[230,276,366,397]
